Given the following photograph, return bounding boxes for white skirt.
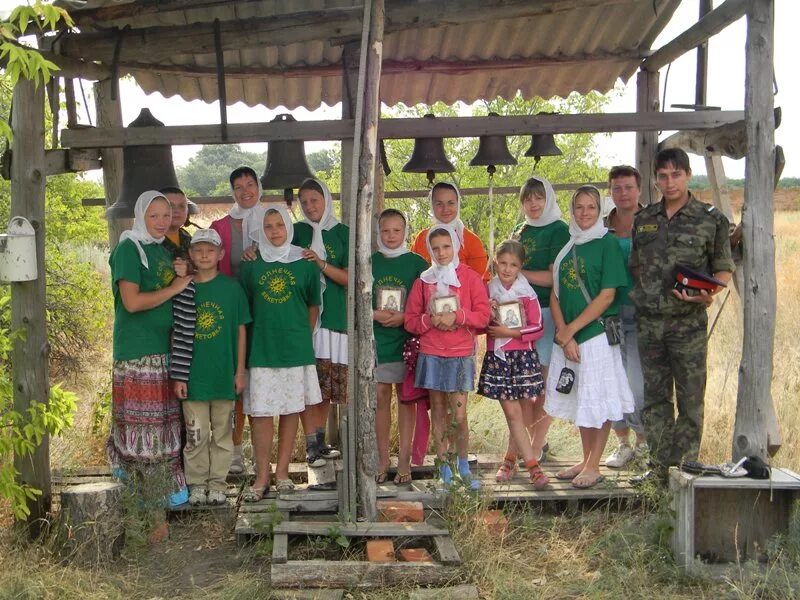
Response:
[244,365,323,418]
[313,327,348,365]
[545,334,635,429]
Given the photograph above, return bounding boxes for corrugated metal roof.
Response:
[57,0,682,110]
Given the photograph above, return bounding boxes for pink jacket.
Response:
[484,295,544,352]
[405,263,491,358]
[209,215,233,276]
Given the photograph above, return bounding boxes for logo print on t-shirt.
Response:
[324,242,336,262]
[560,256,586,291]
[196,301,224,340]
[154,260,175,289]
[260,267,296,304]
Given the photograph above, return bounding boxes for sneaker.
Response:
[634,442,650,460]
[307,453,326,468]
[206,490,226,505]
[319,445,341,460]
[605,443,635,468]
[188,486,207,506]
[228,454,244,475]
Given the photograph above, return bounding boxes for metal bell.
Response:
[402,114,456,184]
[261,114,315,203]
[525,134,563,161]
[107,109,180,219]
[469,112,517,172]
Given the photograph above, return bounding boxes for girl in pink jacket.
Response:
[405,225,490,489]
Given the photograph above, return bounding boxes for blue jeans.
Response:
[611,305,645,436]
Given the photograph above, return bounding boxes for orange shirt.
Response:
[411,226,490,283]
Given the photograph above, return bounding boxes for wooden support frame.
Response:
[60,111,744,149]
[635,69,660,205]
[94,79,127,247]
[10,79,50,536]
[734,0,781,460]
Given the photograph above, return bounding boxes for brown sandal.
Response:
[394,472,412,485]
[375,471,388,484]
[526,461,550,490]
[495,456,518,483]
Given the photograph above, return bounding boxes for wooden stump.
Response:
[59,481,125,564]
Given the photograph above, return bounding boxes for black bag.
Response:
[571,248,622,346]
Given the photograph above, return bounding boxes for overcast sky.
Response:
[1,0,795,178]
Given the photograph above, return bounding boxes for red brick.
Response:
[398,548,434,562]
[480,509,508,537]
[366,539,396,562]
[376,500,424,523]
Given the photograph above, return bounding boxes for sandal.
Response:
[375,471,388,484]
[275,479,295,493]
[495,457,518,483]
[572,473,605,489]
[242,484,269,503]
[555,465,583,481]
[526,461,550,490]
[394,472,413,486]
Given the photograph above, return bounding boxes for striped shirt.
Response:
[169,282,196,381]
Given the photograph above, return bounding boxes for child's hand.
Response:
[431,312,457,331]
[173,381,187,399]
[301,248,321,264]
[241,246,258,262]
[376,310,405,328]
[487,324,516,339]
[169,275,194,294]
[234,371,246,394]
[173,258,189,277]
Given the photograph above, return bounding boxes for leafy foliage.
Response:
[177,144,266,196]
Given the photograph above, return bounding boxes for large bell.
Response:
[525,113,563,168]
[261,114,315,203]
[107,109,180,219]
[402,114,456,184]
[470,112,517,173]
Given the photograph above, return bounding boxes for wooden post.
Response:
[345,0,384,521]
[703,152,744,295]
[635,69,660,205]
[733,0,781,461]
[10,79,50,536]
[94,79,127,247]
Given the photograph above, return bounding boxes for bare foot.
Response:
[571,470,605,489]
[148,521,169,544]
[555,463,585,480]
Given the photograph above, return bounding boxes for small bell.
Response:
[107,109,180,219]
[261,114,316,205]
[525,113,563,169]
[402,114,456,185]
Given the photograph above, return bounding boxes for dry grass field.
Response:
[1,212,800,600]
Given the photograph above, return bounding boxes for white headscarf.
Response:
[429,182,465,244]
[376,211,410,259]
[247,204,305,264]
[118,190,169,269]
[420,224,461,297]
[488,273,536,360]
[523,175,562,228]
[228,168,263,247]
[299,177,339,261]
[552,187,608,298]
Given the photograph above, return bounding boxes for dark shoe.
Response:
[319,445,341,459]
[307,453,326,468]
[629,469,665,487]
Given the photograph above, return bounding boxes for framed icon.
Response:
[494,300,525,329]
[432,294,460,315]
[377,286,405,311]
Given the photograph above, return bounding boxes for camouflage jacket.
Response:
[162,227,192,261]
[629,194,734,318]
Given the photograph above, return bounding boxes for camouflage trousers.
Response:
[636,311,708,470]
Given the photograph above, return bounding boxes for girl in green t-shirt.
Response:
[108,190,194,531]
[372,209,429,485]
[240,205,323,499]
[544,185,634,490]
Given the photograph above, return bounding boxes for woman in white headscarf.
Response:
[544,185,634,489]
[239,205,323,499]
[410,182,490,282]
[108,190,194,539]
[291,178,349,467]
[209,166,263,475]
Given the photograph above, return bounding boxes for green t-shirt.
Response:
[555,234,628,344]
[371,251,429,365]
[513,220,570,308]
[292,222,349,332]
[110,239,175,361]
[186,274,252,401]
[239,256,321,368]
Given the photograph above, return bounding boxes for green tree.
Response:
[177,144,266,196]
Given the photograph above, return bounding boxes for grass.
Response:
[3,213,800,598]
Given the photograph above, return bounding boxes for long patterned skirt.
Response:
[107,354,185,492]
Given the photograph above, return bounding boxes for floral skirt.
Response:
[478,348,544,401]
[107,354,185,490]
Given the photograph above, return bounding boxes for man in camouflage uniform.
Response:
[629,148,734,480]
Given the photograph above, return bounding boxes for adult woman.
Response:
[210,166,263,474]
[411,182,489,282]
[545,185,634,489]
[108,191,193,538]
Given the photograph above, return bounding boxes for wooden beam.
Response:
[642,0,749,72]
[57,0,639,64]
[94,80,127,247]
[69,0,266,26]
[635,69,660,205]
[0,45,110,80]
[10,78,50,537]
[61,111,745,149]
[734,0,780,461]
[44,148,102,176]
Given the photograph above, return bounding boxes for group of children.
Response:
[108,166,633,520]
